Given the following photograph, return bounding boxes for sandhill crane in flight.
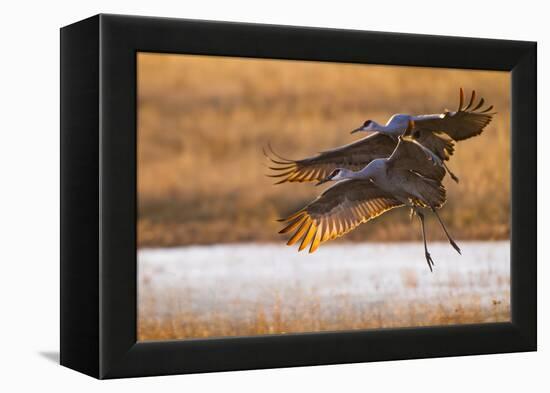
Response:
[278,126,459,271]
[266,89,494,184]
[351,88,495,181]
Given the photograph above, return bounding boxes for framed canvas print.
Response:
[60,14,537,379]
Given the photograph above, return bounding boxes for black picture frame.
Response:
[60,14,537,379]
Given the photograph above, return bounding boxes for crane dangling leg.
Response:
[431,207,461,255]
[443,162,459,183]
[415,209,434,272]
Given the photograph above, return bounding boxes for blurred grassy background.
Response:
[137,53,510,248]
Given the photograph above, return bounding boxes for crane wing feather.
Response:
[279,179,403,253]
[414,130,455,161]
[413,89,495,141]
[265,133,396,184]
[387,138,446,182]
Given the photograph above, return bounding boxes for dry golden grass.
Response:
[138,286,510,341]
[137,53,510,248]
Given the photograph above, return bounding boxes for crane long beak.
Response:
[315,178,331,186]
[350,127,363,134]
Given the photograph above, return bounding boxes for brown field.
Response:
[137,53,510,248]
[139,291,509,341]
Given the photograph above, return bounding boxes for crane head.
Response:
[316,168,343,186]
[351,119,377,134]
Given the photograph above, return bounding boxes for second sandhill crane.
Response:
[266,88,495,183]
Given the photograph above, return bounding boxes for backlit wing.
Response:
[413,88,495,141]
[278,179,403,253]
[265,133,396,184]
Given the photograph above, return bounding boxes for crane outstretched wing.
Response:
[413,88,495,141]
[278,179,403,253]
[265,133,396,184]
[387,137,447,208]
[387,137,446,182]
[415,130,455,161]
